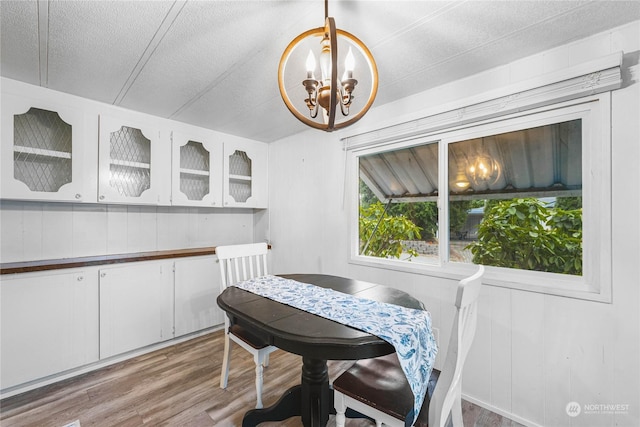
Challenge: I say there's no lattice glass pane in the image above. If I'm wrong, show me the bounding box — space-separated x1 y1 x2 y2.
109 126 151 197
229 150 252 203
229 150 251 176
13 107 72 192
180 141 210 201
110 126 151 163
181 140 209 170
229 180 252 203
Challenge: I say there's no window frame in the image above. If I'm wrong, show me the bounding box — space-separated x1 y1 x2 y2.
349 93 612 303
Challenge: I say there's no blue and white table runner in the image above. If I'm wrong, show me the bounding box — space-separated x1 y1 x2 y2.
233 275 438 426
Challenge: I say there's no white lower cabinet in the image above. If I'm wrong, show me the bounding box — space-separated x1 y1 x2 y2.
0 269 99 390
99 261 174 359
174 256 224 337
0 254 222 394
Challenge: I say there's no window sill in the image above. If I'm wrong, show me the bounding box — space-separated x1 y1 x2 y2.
349 255 612 303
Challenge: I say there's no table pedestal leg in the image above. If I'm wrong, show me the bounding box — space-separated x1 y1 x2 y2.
242 385 301 426
241 357 332 427
301 358 332 427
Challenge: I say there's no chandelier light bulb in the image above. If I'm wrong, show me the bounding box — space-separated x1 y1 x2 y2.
306 50 316 79
343 46 355 80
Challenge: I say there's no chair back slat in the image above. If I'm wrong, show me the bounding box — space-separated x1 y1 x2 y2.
429 265 484 427
216 242 269 291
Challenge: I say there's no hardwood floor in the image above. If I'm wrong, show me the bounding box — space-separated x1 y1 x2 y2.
0 330 522 427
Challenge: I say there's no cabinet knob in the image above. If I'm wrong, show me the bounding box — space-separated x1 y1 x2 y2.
99 195 105 200
77 276 83 281
75 193 82 199
100 272 106 278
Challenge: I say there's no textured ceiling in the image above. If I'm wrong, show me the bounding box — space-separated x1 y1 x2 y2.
1 1 639 143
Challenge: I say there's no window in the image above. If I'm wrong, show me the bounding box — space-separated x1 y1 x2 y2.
350 95 611 302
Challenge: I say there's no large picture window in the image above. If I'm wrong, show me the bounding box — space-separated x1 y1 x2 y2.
447 119 582 275
350 96 611 301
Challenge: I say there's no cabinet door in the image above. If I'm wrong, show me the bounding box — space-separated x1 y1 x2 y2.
171 131 223 207
1 93 95 202
174 256 224 337
99 261 174 359
98 114 170 205
0 270 99 390
222 140 268 208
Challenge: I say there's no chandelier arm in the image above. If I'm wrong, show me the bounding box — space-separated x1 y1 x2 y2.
310 101 319 118
339 89 350 116
340 88 353 107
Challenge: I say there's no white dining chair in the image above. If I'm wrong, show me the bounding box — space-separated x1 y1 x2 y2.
216 242 278 409
333 265 485 427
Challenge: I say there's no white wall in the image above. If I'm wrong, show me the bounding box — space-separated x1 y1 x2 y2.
268 21 640 427
0 201 257 263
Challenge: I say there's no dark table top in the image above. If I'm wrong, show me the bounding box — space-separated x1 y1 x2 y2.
217 273 425 361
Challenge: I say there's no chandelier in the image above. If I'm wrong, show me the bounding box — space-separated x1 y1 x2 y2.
278 0 378 131
467 138 502 189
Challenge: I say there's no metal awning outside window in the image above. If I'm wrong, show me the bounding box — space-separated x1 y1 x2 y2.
359 119 582 202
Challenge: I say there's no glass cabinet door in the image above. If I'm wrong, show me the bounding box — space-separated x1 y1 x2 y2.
1 94 93 202
171 131 222 207
98 114 169 205
222 140 268 208
228 150 253 203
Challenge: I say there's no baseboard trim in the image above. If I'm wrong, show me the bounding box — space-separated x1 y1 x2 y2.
462 393 543 427
0 326 222 400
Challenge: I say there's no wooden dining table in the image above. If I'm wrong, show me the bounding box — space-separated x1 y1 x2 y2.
216 273 425 427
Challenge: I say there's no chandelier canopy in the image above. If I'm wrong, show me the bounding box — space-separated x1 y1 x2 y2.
278 0 378 132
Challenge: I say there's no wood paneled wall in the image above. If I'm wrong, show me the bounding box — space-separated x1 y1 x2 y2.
267 21 640 427
0 201 256 263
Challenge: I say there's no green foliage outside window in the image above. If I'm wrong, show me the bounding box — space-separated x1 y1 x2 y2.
388 202 438 241
359 201 422 259
467 198 582 275
359 180 438 241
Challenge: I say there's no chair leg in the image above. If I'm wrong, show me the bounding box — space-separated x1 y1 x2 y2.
254 353 265 409
451 392 463 427
334 392 346 427
219 334 232 389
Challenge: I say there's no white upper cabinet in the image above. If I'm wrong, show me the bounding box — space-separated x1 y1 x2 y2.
1 92 96 202
98 113 170 205
2 79 267 209
223 140 268 208
171 130 223 207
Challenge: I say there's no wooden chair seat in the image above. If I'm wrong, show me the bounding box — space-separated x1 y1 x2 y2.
333 352 440 426
229 324 272 349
